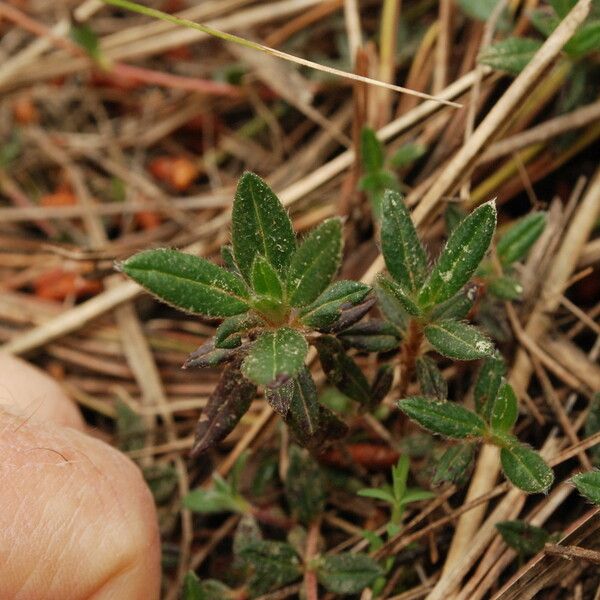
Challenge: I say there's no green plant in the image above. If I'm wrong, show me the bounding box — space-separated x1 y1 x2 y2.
398 368 554 493
359 126 427 220
571 470 600 505
376 189 497 398
119 172 377 455
495 520 551 557
358 456 435 596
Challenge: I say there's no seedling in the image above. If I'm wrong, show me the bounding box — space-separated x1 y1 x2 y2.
360 126 427 220
119 172 378 455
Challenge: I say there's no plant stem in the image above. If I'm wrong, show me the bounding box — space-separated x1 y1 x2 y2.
544 544 600 565
304 518 321 600
398 319 423 397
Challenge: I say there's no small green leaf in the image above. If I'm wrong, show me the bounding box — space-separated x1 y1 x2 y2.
490 380 518 434
357 487 397 504
374 279 408 330
242 328 308 386
239 540 302 595
444 203 466 234
551 0 576 18
376 276 421 317
425 320 494 360
381 190 428 294
287 368 321 439
530 10 560 38
418 201 496 309
215 314 264 349
432 443 476 486
416 356 448 400
398 397 486 439
116 400 145 452
389 142 427 169
120 249 249 317
392 455 410 501
338 320 400 352
285 445 326 524
315 336 372 405
430 287 476 321
500 442 554 493
316 553 384 594
360 170 399 221
400 487 435 506
182 572 232 600
565 20 600 57
497 212 546 266
474 355 506 419
361 127 384 173
457 0 501 21
287 218 343 307
232 172 296 280
70 24 104 64
183 340 236 369
496 520 550 555
191 359 256 457
233 514 262 556
181 571 202 600
488 275 523 300
299 280 371 330
478 38 543 75
571 471 600 505
220 244 238 272
143 464 178 504
251 255 284 300
184 473 248 514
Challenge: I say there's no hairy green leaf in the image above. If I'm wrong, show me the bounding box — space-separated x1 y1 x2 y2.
287 368 320 439
376 276 421 317
398 397 486 439
478 38 543 75
418 201 496 308
316 553 384 594
338 320 401 352
496 520 549 555
474 355 507 419
183 340 237 369
287 218 343 307
285 445 326 524
500 442 554 493
120 248 250 317
374 277 409 330
191 359 256 457
490 380 518 434
181 572 233 600
215 314 264 349
315 336 372 405
416 356 448 400
251 255 284 300
242 328 308 386
497 212 546 266
370 364 394 406
430 286 477 321
425 319 494 360
239 540 302 595
232 172 295 280
381 191 428 293
299 280 371 330
571 471 600 505
432 443 476 486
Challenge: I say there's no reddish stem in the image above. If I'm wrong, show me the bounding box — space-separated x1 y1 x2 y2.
398 319 423 398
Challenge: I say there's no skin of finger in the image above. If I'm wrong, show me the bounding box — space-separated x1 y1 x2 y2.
0 411 161 600
0 353 84 430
